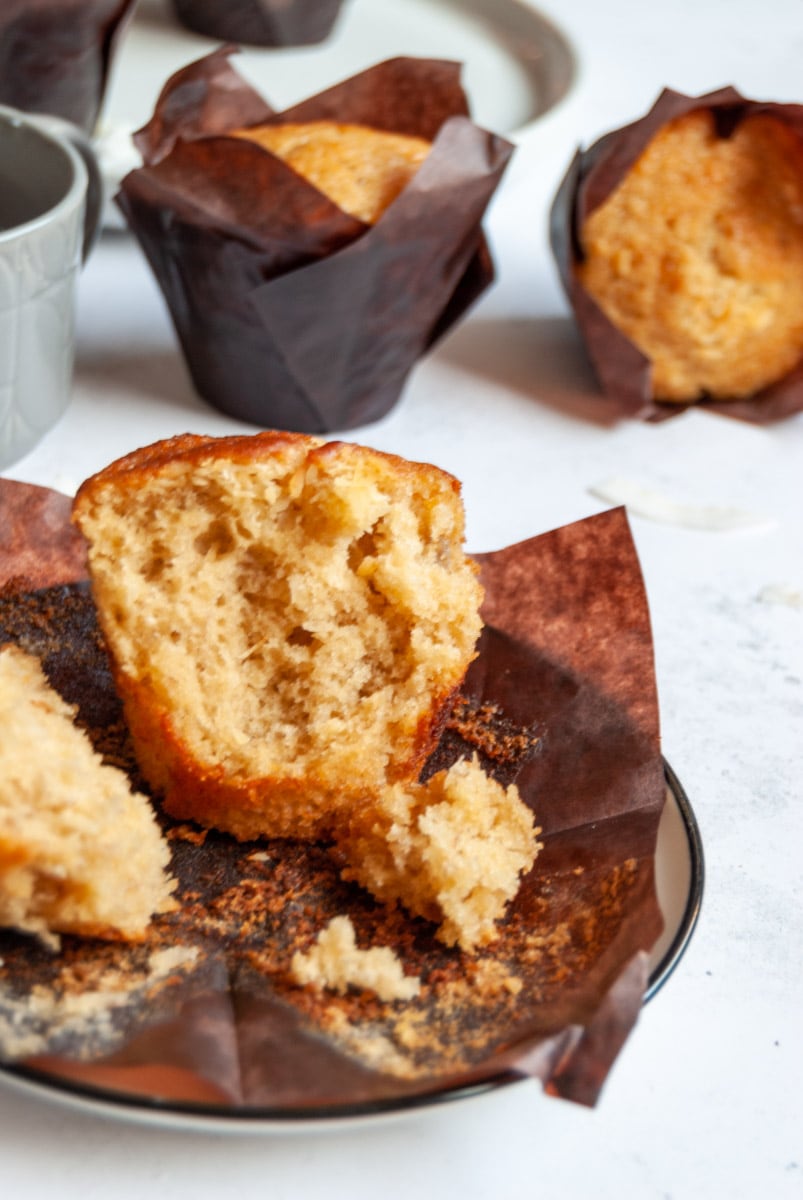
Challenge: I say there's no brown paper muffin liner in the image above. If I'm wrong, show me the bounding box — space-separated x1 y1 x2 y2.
170 0 346 47
117 49 514 432
550 87 803 424
0 0 137 134
0 475 666 1114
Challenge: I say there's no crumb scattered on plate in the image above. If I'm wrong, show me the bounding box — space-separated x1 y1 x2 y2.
291 916 421 1003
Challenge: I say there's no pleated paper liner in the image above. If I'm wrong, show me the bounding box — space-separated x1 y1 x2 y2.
0 0 137 133
117 49 514 432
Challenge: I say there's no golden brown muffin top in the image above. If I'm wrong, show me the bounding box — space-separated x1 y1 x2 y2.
578 109 803 402
230 120 431 224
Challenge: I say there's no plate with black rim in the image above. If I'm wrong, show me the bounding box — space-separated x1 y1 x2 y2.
0 760 703 1133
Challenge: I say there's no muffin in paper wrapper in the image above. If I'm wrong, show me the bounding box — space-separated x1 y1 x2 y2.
169 0 346 47
0 0 137 134
0 469 668 1114
550 87 803 424
116 49 514 432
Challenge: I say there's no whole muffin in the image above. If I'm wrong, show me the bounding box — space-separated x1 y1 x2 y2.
551 87 803 420
117 50 513 432
578 108 803 403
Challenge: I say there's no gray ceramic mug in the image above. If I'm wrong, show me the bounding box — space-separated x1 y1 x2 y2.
0 105 101 470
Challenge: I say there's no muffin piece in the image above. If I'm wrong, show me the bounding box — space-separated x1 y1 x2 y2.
231 121 431 225
119 51 512 433
72 432 484 842
291 915 421 1002
577 108 803 402
334 756 541 952
0 645 175 946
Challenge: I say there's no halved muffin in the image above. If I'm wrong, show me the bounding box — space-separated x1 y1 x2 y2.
72 432 484 841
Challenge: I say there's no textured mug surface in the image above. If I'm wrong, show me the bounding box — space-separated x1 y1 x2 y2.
0 106 89 470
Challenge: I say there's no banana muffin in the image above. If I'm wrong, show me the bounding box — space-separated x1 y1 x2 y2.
72 432 484 841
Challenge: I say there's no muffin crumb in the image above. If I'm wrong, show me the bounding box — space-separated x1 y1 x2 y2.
335 755 542 952
291 916 421 1002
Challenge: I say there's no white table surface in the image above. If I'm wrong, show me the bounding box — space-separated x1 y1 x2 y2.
2 0 802 1196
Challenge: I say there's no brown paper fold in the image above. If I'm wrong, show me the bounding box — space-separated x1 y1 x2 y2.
117 50 513 432
169 0 346 47
0 476 665 1114
25 986 241 1106
0 0 137 133
0 480 87 592
550 86 803 423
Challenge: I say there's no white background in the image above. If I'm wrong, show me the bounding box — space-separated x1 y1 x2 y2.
2 0 802 1196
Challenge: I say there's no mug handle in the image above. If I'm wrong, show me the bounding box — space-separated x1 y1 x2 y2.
23 113 103 261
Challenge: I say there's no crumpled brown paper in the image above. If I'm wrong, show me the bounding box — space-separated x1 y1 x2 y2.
0 481 86 592
0 0 137 133
169 0 346 46
550 86 803 424
117 49 514 432
0 475 666 1117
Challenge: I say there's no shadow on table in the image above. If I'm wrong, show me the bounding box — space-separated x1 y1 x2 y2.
75 347 206 417
437 315 622 428
75 316 623 431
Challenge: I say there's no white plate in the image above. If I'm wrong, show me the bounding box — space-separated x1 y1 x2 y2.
94 0 576 221
0 761 703 1133
103 0 575 137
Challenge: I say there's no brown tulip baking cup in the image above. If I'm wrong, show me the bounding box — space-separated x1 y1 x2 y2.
0 473 666 1112
117 49 514 432
170 0 346 46
550 87 803 424
0 0 137 134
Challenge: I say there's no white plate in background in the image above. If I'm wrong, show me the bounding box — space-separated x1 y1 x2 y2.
105 0 575 136
96 0 576 222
